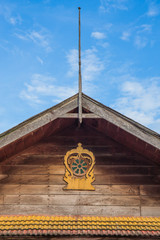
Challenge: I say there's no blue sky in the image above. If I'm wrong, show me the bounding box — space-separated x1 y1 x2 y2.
0 0 160 133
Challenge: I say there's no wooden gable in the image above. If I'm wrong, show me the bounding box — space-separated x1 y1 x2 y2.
0 93 160 238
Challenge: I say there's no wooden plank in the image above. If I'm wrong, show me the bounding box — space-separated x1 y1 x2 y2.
0 184 20 194
4 195 19 204
49 165 65 174
20 195 48 205
0 175 20 184
140 185 160 196
21 175 48 184
0 165 48 175
49 185 111 195
49 195 140 206
141 196 160 206
20 185 48 195
0 195 3 204
0 166 22 175
7 154 152 166
17 174 158 185
141 207 160 216
94 166 151 175
111 185 139 195
60 113 100 118
0 205 78 215
49 195 79 205
77 205 140 216
27 144 125 155
49 165 154 175
21 165 48 175
0 204 140 216
0 205 50 215
49 185 139 196
95 175 160 185
49 175 64 185
1 174 158 186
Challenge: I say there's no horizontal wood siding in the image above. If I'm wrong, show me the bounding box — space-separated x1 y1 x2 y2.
0 124 159 216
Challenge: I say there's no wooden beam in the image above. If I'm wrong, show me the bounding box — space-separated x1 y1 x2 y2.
60 113 101 118
82 95 160 150
0 97 78 149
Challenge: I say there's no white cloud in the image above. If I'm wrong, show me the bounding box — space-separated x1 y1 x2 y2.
120 31 131 41
66 48 104 95
100 0 129 12
134 35 148 49
0 4 22 25
20 74 77 106
15 30 51 52
37 56 44 65
91 32 106 39
67 48 104 81
139 24 152 33
147 2 159 17
112 79 160 132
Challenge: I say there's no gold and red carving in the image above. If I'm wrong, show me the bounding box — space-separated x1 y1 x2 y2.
63 143 95 190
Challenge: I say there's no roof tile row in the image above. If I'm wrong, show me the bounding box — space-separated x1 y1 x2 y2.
0 216 159 237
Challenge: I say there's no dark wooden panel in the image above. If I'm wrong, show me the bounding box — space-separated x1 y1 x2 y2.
0 175 20 184
0 174 158 187
0 184 20 194
6 154 153 166
141 196 160 206
24 143 132 155
0 165 48 175
94 165 152 175
96 175 160 185
49 165 155 175
140 185 160 196
0 166 22 175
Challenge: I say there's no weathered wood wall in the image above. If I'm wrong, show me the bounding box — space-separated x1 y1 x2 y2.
0 123 160 216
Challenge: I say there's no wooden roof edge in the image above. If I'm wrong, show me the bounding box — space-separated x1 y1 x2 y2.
82 93 160 150
0 93 78 148
82 93 160 138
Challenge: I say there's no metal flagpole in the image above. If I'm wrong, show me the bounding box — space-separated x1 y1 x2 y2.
78 7 82 126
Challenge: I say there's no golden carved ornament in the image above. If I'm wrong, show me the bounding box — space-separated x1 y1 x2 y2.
63 143 95 190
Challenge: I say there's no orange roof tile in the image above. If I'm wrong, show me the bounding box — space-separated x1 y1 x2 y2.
0 216 160 237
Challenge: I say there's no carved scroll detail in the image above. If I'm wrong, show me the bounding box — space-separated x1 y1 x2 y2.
63 143 95 190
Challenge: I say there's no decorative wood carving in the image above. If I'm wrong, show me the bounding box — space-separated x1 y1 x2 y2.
63 143 95 190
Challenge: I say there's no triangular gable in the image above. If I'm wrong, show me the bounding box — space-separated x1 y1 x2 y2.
0 93 160 164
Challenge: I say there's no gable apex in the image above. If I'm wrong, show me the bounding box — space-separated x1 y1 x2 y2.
0 93 160 164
